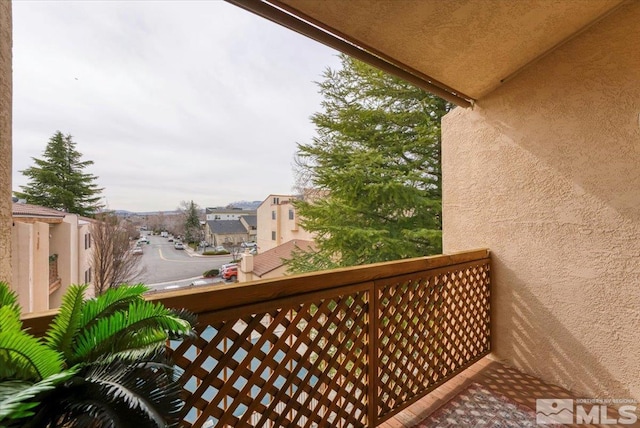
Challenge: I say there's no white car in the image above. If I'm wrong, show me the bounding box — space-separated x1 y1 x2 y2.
132 246 143 255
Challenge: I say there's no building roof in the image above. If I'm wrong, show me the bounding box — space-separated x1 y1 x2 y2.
206 207 256 215
257 194 301 210
252 239 315 277
240 215 257 228
12 203 67 219
206 219 248 235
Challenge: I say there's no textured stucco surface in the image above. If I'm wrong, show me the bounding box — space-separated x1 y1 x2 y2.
12 222 49 313
443 2 640 401
279 0 623 98
0 3 11 284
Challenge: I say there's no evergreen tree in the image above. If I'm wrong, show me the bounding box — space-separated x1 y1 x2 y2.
183 200 201 244
288 55 451 273
15 131 103 216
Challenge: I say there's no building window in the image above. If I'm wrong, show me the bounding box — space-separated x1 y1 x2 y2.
272 210 276 220
271 231 276 240
273 197 279 204
84 233 91 249
289 209 294 220
84 267 92 284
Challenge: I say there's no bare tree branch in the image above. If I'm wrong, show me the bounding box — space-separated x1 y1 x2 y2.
91 212 146 295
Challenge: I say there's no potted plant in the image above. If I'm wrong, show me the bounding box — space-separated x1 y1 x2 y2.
0 282 195 427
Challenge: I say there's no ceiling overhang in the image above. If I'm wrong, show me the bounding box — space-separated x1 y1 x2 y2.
226 0 626 106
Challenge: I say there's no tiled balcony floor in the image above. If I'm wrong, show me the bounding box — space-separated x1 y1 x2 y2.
380 355 640 428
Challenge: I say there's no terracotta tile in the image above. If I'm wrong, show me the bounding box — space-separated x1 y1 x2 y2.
379 355 635 428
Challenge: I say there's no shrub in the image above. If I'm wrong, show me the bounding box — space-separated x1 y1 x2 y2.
202 269 220 278
202 250 229 256
0 282 195 427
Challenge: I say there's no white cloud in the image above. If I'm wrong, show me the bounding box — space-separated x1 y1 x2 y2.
12 0 340 212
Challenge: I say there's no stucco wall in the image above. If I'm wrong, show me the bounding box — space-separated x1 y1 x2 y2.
443 2 640 401
12 221 50 313
12 222 31 311
0 2 11 284
257 195 315 253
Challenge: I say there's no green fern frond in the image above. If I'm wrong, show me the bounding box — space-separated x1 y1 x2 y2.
167 308 198 338
0 306 23 334
125 300 192 337
107 327 168 363
79 284 148 331
0 282 20 319
71 301 190 365
0 282 18 307
44 285 86 362
32 360 182 427
0 331 64 381
0 369 78 423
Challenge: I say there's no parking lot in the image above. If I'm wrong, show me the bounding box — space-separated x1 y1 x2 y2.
134 235 233 290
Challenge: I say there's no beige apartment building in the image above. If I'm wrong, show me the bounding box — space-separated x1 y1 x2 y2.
11 203 93 313
256 194 314 253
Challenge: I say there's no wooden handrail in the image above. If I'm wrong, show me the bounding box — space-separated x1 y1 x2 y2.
21 249 488 336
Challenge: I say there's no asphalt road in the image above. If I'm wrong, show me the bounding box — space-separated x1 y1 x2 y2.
134 235 233 290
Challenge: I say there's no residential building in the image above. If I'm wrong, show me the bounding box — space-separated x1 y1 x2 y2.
239 239 314 282
239 215 257 242
205 207 255 221
256 194 315 252
204 216 255 247
11 202 93 313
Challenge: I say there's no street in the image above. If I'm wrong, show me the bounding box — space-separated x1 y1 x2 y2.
134 235 233 291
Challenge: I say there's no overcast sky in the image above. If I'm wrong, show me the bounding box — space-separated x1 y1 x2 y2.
12 1 340 212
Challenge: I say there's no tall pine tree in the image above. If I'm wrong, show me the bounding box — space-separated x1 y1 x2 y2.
182 200 201 244
288 55 450 273
15 131 103 216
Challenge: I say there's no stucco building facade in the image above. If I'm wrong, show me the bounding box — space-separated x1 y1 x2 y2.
12 203 93 313
256 194 315 253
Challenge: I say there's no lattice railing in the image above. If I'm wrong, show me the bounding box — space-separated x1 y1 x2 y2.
21 249 491 427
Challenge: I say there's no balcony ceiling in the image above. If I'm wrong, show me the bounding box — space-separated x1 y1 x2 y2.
242 0 625 104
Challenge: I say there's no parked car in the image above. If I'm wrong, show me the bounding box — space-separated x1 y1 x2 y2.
220 262 237 273
138 236 150 245
240 241 257 249
174 242 185 250
222 266 238 282
132 246 143 255
168 237 174 242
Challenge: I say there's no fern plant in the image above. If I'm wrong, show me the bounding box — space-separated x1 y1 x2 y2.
0 282 195 427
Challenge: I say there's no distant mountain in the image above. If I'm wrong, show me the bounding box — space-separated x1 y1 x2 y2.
114 209 184 217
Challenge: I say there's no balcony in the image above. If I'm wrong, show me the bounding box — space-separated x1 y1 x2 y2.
22 248 627 426
30 248 492 427
48 254 61 294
